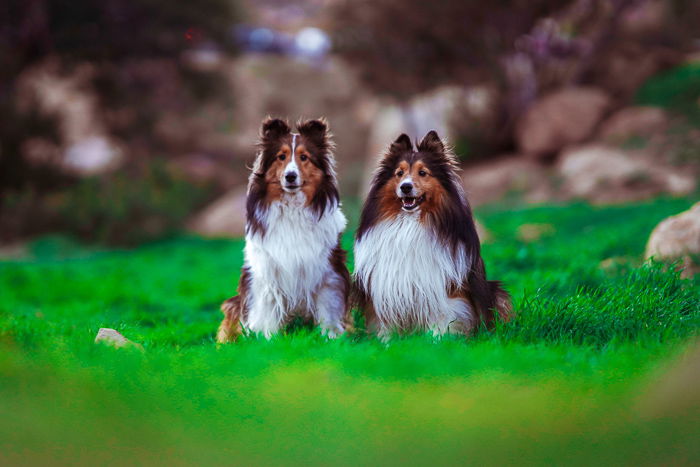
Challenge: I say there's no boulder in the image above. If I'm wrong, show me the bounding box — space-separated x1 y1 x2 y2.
0 242 28 260
598 106 669 143
188 185 247 238
94 328 144 350
516 87 611 157
557 145 695 204
645 202 700 278
462 156 549 206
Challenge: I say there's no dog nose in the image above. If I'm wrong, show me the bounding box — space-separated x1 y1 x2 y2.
400 183 413 194
285 172 297 183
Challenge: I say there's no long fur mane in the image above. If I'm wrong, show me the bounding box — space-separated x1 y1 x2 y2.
355 130 510 329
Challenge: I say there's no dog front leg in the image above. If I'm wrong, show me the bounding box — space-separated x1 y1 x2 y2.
430 297 476 337
245 285 285 339
315 277 347 338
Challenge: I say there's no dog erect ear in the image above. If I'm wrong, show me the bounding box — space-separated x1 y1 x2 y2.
391 133 413 153
261 117 291 140
417 130 445 153
297 118 328 146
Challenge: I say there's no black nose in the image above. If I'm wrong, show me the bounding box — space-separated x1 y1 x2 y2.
285 172 297 183
400 183 413 194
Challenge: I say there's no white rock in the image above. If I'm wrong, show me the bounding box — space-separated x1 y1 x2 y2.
557 144 695 203
94 328 144 350
645 202 700 278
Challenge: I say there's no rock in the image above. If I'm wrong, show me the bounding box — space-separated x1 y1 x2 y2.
516 223 555 243
599 256 637 275
0 242 29 260
94 328 144 350
557 145 696 204
16 60 123 175
598 106 669 143
462 156 549 206
63 136 122 175
645 202 700 278
516 87 611 157
188 185 247 238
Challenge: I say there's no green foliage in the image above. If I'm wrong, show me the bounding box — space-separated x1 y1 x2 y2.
0 198 699 464
54 161 216 245
636 63 700 125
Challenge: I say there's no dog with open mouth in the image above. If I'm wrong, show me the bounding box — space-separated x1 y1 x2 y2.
216 117 350 342
353 130 511 338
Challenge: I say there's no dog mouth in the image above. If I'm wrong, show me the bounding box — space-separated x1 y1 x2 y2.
400 194 425 211
282 183 303 192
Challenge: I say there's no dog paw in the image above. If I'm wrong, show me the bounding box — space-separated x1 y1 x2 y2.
321 326 344 339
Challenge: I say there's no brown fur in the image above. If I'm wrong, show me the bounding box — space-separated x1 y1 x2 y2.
217 117 349 342
356 130 513 335
263 141 325 205
329 240 354 331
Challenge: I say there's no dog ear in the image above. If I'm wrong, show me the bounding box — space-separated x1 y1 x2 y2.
261 117 291 141
390 133 413 153
417 130 445 153
297 118 328 146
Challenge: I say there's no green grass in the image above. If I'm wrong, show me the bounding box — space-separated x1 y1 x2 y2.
636 62 700 125
1 197 699 466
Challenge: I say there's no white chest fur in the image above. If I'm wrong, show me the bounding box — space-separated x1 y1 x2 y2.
245 193 346 309
354 213 471 328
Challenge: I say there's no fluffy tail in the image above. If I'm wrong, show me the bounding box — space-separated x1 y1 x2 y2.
489 281 513 322
216 296 242 343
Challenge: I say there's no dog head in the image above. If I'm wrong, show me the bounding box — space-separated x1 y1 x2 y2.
357 130 480 250
247 117 339 232
370 130 462 216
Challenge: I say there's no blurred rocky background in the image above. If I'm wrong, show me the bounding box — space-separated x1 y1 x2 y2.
1 0 699 246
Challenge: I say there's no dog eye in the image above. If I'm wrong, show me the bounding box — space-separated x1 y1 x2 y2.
278 154 286 161
397 170 404 177
300 154 308 161
418 170 427 177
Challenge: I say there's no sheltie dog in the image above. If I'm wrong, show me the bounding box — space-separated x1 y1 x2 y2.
354 130 511 338
216 117 350 342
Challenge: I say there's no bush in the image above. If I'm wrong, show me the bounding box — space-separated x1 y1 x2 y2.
636 63 700 125
53 161 216 246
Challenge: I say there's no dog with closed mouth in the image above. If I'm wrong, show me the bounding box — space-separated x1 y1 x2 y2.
353 130 511 338
216 117 350 342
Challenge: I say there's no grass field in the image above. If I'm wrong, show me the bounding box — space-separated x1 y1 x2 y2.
1 197 699 466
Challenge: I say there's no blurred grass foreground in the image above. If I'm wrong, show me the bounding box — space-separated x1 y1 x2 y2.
1 198 700 465
1 0 700 465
